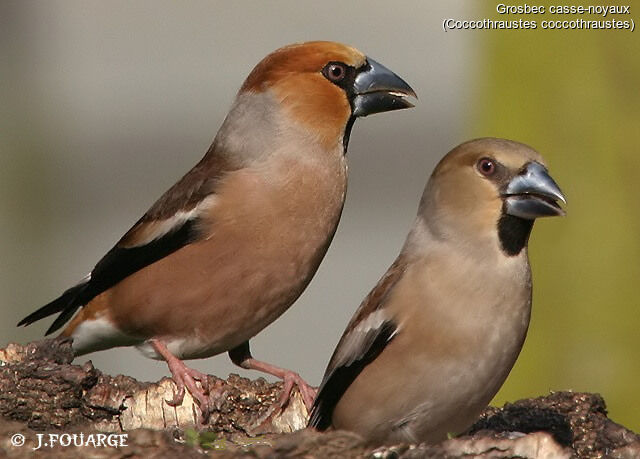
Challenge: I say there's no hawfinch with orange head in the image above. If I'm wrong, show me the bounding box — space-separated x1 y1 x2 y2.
309 138 566 444
18 41 416 421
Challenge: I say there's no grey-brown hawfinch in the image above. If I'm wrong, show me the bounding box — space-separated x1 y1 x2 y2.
309 138 566 444
18 41 416 421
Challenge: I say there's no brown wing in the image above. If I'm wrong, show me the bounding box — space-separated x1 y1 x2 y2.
18 149 239 334
309 254 407 430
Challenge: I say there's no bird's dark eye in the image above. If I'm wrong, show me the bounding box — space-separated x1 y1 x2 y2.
323 62 347 83
477 158 496 176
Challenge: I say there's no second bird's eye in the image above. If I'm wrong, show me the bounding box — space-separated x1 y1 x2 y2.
477 158 496 176
324 63 347 83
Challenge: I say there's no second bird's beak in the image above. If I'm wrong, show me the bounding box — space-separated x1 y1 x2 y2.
352 57 417 117
503 162 567 219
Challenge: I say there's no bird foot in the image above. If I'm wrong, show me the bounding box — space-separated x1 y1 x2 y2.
279 370 317 411
232 352 317 412
165 359 215 423
150 339 224 424
246 374 316 435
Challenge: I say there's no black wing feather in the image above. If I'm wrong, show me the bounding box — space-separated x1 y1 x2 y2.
18 218 200 334
88 218 198 299
308 320 397 430
18 147 234 335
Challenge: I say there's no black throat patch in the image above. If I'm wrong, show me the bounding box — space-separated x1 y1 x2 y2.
342 115 356 152
498 211 534 256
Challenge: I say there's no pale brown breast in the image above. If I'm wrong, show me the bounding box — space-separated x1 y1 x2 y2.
332 242 532 443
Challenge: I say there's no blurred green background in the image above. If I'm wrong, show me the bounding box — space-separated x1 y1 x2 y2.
1 1 638 432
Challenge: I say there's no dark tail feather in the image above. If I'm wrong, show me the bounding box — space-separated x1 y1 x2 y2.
308 400 332 431
45 304 83 335
17 281 89 335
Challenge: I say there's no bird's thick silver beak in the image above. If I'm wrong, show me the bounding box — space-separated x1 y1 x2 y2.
352 57 417 117
503 162 566 219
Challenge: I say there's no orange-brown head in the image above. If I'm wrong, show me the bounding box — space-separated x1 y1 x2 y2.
234 41 416 151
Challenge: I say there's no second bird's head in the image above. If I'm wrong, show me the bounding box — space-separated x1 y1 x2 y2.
214 41 416 154
419 138 566 256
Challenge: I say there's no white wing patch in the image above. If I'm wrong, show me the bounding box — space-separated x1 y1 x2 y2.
331 309 398 372
124 195 218 248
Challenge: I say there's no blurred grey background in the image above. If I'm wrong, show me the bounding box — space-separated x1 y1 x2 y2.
1 1 474 385
5 1 638 431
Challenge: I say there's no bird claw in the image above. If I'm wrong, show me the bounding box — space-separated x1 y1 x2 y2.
164 361 214 423
279 371 317 411
245 371 317 434
165 384 186 407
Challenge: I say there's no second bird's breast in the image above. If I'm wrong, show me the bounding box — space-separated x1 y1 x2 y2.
395 255 533 441
334 252 532 443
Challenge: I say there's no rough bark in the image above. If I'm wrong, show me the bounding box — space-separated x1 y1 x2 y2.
0 339 638 458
